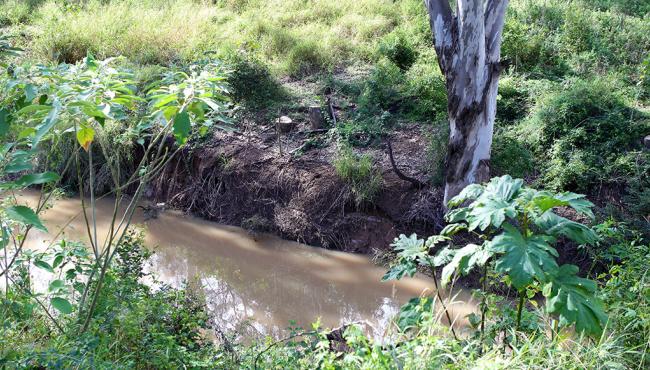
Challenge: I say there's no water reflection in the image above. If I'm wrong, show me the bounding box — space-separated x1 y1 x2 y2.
17 191 477 340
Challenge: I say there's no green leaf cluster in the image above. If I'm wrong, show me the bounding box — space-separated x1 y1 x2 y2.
386 175 607 337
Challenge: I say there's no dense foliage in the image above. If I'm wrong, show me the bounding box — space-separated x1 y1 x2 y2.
1 0 649 368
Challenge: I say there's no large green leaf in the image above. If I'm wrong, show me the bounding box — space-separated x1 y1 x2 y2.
50 297 73 314
534 212 598 245
33 100 61 146
431 247 455 267
532 191 595 219
382 260 417 281
440 243 491 287
439 223 467 237
13 172 60 188
396 297 433 331
531 192 568 213
447 183 484 208
382 234 427 281
34 260 54 273
445 207 469 223
0 108 9 136
173 110 191 144
544 264 607 337
481 175 523 202
555 192 595 219
5 205 47 231
467 198 517 231
392 234 426 260
490 224 558 290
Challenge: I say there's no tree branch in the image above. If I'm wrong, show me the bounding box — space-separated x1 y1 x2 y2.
485 0 509 62
424 0 454 53
385 139 427 189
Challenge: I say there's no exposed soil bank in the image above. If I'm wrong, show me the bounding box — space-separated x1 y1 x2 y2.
148 124 444 253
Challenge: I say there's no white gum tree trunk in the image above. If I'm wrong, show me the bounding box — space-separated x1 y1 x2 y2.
424 0 509 204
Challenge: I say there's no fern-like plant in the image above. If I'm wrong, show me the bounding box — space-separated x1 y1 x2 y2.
384 175 607 338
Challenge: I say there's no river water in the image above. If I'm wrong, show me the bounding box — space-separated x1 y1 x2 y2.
15 191 475 340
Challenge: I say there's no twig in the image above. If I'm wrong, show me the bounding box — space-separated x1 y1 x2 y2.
385 138 427 189
425 256 458 340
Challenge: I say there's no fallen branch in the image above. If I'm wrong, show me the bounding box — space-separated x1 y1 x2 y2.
385 138 427 189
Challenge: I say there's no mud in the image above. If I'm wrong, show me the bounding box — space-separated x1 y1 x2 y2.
148 123 444 253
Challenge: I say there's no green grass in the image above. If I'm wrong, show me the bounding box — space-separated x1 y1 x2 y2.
7 0 403 75
333 146 382 207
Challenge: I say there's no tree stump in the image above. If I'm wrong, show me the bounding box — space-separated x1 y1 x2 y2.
277 116 293 133
308 106 324 130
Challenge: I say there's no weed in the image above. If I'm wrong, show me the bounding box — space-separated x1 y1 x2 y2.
378 30 417 71
526 78 649 192
491 132 535 179
226 52 287 111
333 146 382 207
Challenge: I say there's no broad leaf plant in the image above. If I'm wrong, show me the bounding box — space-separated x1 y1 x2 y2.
384 175 607 339
1 41 231 334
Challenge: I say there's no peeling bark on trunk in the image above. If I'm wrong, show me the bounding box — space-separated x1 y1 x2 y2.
424 0 508 204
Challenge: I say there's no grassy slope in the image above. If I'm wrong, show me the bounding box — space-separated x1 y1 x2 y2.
2 0 648 222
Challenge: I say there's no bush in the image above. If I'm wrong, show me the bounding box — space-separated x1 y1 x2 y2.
525 78 649 191
424 122 448 186
496 75 531 124
357 58 403 115
582 0 650 17
283 39 331 76
0 229 220 368
403 50 447 120
598 222 650 367
0 0 42 26
226 52 287 111
501 16 566 76
333 146 382 207
377 31 417 71
491 133 535 179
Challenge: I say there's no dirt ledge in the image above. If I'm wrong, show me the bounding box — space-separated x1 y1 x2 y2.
148 123 444 254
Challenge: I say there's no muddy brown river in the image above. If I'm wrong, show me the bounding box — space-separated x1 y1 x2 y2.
16 191 475 340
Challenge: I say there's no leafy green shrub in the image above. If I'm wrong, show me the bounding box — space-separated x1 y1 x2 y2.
424 123 448 186
505 0 649 77
0 0 35 26
226 52 287 111
491 133 535 179
357 58 402 116
597 221 650 367
283 39 331 76
333 146 382 207
496 76 531 124
501 16 566 76
385 176 606 337
377 31 417 71
582 0 650 17
0 33 21 60
0 229 219 368
526 78 649 191
336 115 389 147
403 51 447 120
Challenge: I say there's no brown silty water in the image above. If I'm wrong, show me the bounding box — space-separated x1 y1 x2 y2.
15 191 476 340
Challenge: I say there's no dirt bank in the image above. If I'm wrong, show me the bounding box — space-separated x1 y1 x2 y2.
147 122 444 253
